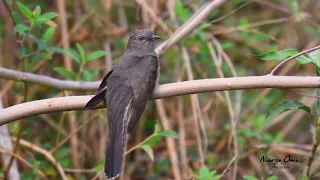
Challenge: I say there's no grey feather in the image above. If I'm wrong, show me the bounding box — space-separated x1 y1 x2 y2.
86 29 161 179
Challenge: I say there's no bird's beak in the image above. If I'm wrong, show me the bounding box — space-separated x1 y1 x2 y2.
151 35 162 40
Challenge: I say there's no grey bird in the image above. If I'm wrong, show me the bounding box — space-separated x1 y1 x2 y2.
85 29 161 179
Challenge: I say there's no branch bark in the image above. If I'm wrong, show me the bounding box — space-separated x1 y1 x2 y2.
1 75 320 125
0 67 99 91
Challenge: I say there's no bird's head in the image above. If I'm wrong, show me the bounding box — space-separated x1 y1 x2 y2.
126 29 161 52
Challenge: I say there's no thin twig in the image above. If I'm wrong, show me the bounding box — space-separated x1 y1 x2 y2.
210 0 254 24
269 45 320 75
213 17 289 35
156 99 182 180
0 148 47 178
181 47 206 167
303 117 320 178
217 155 237 180
11 138 68 180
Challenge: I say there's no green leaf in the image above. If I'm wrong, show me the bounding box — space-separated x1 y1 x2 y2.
33 6 41 18
141 144 154 161
12 12 23 24
199 23 211 31
143 134 161 147
87 51 106 62
76 43 86 63
158 130 179 138
255 48 316 66
265 101 311 123
240 17 249 27
308 49 320 68
14 24 30 34
267 176 278 180
194 168 217 180
94 158 105 172
43 27 55 42
64 48 81 64
295 55 314 65
82 69 99 81
51 47 80 62
317 88 320 117
19 45 26 58
154 122 162 134
36 12 58 23
16 2 33 20
175 0 191 23
243 176 259 180
255 49 299 61
54 67 77 80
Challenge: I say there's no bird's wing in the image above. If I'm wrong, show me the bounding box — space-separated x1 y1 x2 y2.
85 65 116 109
127 54 158 133
105 74 133 179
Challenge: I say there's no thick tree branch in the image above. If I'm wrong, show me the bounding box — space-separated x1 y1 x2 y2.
1 75 320 125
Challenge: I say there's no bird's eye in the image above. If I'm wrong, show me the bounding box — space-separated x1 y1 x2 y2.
138 36 144 41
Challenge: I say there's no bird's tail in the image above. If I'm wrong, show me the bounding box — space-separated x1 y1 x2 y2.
105 94 132 179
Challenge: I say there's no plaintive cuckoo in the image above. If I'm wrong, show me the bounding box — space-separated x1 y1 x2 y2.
85 29 161 179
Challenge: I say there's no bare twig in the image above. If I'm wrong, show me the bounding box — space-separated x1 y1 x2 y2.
12 138 68 180
135 0 170 33
213 17 289 35
0 148 46 178
209 37 238 180
181 47 206 167
217 155 237 180
303 117 320 178
57 0 72 70
210 0 253 24
155 99 181 180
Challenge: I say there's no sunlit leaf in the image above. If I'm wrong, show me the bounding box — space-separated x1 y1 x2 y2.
143 135 161 148
16 2 33 20
76 43 86 62
308 49 320 68
94 158 105 172
158 130 179 138
255 48 315 66
54 67 77 80
194 168 218 180
141 144 154 161
33 6 41 18
64 48 81 64
87 51 106 62
255 49 299 61
154 122 162 134
199 23 211 31
43 27 55 42
36 12 58 23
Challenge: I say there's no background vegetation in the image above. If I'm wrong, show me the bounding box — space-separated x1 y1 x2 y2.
1 0 320 179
